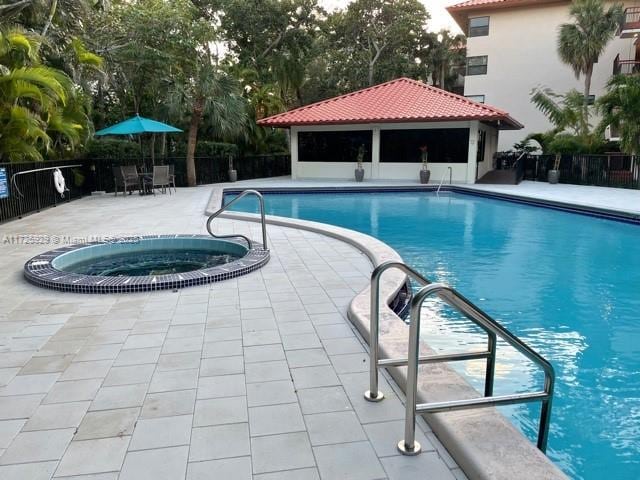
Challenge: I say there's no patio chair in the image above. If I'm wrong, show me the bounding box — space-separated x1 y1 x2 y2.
113 166 138 196
168 164 177 193
143 165 171 195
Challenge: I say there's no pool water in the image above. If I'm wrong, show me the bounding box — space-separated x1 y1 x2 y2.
65 249 240 276
227 190 640 480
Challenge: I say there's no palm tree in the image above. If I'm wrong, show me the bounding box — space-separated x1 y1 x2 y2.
598 75 640 154
530 87 586 136
421 30 466 91
170 64 248 187
558 0 624 134
0 27 87 161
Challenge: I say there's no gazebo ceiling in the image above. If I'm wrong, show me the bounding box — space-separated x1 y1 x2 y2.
257 77 523 130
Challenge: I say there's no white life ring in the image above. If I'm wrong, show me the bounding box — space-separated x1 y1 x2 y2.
53 168 66 197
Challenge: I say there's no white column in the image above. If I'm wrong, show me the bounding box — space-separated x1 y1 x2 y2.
466 121 479 184
290 127 299 180
371 126 381 180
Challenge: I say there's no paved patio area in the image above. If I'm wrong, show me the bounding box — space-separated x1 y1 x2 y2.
0 187 464 480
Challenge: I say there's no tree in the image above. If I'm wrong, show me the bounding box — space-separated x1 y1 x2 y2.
219 0 321 86
170 65 248 187
529 87 604 153
598 74 640 154
558 0 624 134
419 29 466 91
0 27 88 161
328 0 428 88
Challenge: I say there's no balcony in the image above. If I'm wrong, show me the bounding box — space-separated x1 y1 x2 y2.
619 7 640 38
613 54 640 75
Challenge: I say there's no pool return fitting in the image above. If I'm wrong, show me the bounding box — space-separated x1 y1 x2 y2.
366 260 555 456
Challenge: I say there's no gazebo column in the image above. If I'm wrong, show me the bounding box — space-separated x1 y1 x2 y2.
290 128 299 179
466 121 479 184
371 126 381 180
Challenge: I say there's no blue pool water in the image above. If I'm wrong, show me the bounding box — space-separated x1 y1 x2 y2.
226 190 640 480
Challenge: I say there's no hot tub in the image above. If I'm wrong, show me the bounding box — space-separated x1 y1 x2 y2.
24 235 269 293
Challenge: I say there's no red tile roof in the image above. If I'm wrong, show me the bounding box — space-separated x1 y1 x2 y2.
257 78 522 129
448 0 560 10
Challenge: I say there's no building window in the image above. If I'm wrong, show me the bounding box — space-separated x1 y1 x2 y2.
469 16 489 37
465 94 485 103
298 130 372 163
380 129 470 164
467 56 488 76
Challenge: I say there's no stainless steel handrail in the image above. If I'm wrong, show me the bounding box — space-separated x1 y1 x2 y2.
436 166 453 195
366 261 555 456
365 261 497 403
206 189 268 250
10 164 82 198
400 283 554 456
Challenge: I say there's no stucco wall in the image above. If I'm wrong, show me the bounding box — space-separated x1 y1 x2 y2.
463 1 637 150
291 121 498 184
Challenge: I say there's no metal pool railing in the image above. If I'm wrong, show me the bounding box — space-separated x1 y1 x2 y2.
206 189 268 250
366 260 555 455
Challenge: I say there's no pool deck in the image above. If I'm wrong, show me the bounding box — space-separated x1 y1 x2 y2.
0 188 466 480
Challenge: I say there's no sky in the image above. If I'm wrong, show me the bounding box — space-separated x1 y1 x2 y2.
318 0 462 33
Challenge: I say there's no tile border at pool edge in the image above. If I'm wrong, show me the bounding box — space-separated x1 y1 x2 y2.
223 184 640 224
208 186 568 480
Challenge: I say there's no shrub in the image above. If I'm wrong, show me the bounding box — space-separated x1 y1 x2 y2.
171 141 239 158
84 139 141 159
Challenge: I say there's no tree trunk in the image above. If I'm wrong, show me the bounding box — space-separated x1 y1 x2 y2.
185 96 204 187
150 133 156 166
42 0 58 37
583 66 593 137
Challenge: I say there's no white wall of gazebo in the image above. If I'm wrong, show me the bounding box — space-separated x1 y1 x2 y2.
289 120 500 184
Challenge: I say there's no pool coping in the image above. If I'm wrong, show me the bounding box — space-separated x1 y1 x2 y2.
23 234 270 294
207 186 568 480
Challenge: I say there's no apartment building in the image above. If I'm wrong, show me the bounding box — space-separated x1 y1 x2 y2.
447 0 640 150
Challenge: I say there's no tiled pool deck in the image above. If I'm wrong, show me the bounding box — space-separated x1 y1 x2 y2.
0 187 465 480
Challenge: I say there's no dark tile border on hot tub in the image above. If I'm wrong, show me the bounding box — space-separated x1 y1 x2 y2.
24 234 270 294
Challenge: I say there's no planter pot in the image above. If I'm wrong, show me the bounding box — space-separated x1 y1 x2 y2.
228 170 237 182
355 168 365 182
548 169 560 184
420 169 431 184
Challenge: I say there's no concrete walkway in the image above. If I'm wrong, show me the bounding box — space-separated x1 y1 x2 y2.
0 188 464 480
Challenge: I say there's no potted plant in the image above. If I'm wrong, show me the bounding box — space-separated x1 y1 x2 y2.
419 145 430 184
354 144 365 182
548 153 561 184
228 154 237 182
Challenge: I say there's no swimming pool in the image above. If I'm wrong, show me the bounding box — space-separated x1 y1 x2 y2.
226 189 640 480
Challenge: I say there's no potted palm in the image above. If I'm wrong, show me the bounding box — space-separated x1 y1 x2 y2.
354 144 365 182
419 145 430 184
228 154 237 182
548 153 561 184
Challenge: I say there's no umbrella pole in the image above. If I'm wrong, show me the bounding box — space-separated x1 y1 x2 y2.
138 135 145 171
151 133 156 166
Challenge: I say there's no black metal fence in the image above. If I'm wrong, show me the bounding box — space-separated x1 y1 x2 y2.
523 154 640 189
0 154 290 224
0 160 87 223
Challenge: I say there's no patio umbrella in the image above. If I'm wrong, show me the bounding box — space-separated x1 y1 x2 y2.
95 114 183 168
95 114 182 136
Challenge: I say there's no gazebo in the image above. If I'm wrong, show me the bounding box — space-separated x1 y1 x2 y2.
258 78 522 183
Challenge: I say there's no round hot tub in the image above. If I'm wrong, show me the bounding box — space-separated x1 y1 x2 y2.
24 235 269 293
